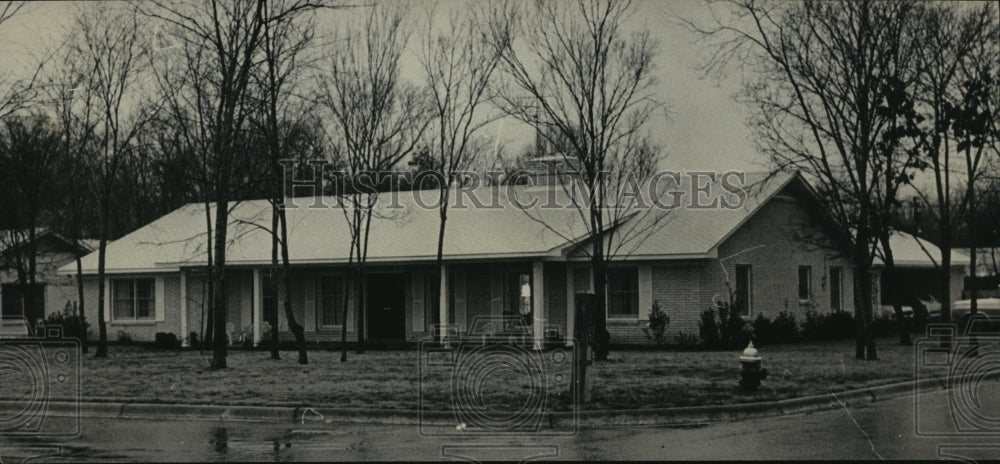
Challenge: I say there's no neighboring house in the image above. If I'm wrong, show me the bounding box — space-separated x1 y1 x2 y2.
56 171 857 346
954 247 1000 278
952 247 1000 299
1 229 94 336
873 231 969 317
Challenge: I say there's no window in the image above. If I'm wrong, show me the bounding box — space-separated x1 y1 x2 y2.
608 268 639 318
318 275 344 327
735 265 752 316
112 278 154 321
1 283 44 319
830 267 843 311
798 266 812 301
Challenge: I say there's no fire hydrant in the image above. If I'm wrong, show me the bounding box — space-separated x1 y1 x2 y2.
739 341 768 392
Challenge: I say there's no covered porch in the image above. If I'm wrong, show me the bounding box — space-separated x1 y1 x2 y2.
180 260 583 348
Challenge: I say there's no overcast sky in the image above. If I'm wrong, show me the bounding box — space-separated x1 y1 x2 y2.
0 1 764 173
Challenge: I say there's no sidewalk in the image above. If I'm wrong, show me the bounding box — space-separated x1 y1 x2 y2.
2 375 957 428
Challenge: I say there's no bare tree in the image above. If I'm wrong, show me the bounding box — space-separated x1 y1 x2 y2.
146 0 269 369
416 4 502 342
43 49 102 352
316 3 430 357
251 0 327 364
908 3 998 336
486 0 665 364
951 5 999 328
146 12 221 351
691 0 930 360
70 2 155 358
0 1 44 120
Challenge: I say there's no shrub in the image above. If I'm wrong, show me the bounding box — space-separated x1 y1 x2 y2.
751 312 798 345
40 302 90 341
752 313 774 345
154 332 180 349
826 310 855 339
718 300 751 348
699 308 720 346
801 310 855 340
643 301 670 345
800 311 826 340
772 311 799 343
699 299 751 349
675 331 699 346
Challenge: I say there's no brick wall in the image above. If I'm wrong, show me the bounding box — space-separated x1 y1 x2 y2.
79 274 185 343
650 261 705 341
708 194 855 326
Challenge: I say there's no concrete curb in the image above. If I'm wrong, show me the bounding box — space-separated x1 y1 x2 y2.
0 376 965 427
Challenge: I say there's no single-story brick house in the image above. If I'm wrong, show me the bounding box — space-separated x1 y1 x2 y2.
57 170 873 347
1 229 95 336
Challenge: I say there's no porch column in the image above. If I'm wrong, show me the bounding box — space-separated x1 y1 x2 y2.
252 269 262 345
533 261 545 350
180 270 189 347
566 265 574 346
439 263 449 343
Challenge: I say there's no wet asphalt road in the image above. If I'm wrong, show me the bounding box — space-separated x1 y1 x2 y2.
2 382 1000 462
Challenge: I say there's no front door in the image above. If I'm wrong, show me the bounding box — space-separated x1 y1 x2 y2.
366 274 406 341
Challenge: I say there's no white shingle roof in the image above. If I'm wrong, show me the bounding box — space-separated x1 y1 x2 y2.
875 231 969 269
63 171 800 274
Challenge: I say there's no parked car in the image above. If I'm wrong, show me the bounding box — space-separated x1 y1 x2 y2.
876 303 913 319
877 293 941 320
952 298 1000 321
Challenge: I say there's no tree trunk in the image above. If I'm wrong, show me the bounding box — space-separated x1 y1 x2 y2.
74 256 87 353
340 268 351 363
356 263 366 354
27 227 38 336
210 198 229 370
269 206 281 360
94 239 108 357
851 242 876 360
203 201 215 349
571 293 594 403
95 240 109 358
356 204 374 354
435 187 449 344
591 256 609 362
878 234 912 346
939 214 953 349
278 206 308 364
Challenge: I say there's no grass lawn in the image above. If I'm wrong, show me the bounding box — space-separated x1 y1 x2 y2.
53 336 922 411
